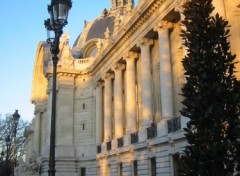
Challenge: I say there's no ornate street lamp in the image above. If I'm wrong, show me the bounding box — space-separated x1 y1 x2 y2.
12 110 20 169
44 1 72 176
5 135 10 176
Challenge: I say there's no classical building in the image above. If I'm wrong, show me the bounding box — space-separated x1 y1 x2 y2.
23 0 240 175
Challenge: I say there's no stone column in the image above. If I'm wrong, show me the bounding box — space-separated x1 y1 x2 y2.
33 111 41 155
175 0 188 57
113 63 125 138
96 81 104 144
212 0 226 18
137 38 154 127
123 51 138 133
230 9 240 79
154 21 174 118
103 73 114 141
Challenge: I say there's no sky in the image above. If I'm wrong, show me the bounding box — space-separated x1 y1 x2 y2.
0 0 111 122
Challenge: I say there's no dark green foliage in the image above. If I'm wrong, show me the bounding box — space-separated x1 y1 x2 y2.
180 0 240 175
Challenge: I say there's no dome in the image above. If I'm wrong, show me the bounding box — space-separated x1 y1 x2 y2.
72 13 115 58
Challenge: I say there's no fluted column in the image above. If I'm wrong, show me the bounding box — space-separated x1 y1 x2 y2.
123 51 138 133
103 73 114 141
96 81 104 144
113 63 125 138
137 38 154 127
154 21 174 118
175 0 188 57
212 0 226 18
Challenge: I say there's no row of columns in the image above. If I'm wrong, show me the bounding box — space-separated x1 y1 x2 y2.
95 20 175 143
96 0 227 143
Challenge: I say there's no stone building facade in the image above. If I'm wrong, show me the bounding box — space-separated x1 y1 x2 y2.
24 0 240 175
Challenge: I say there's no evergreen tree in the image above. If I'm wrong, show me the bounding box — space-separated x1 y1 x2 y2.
180 0 240 175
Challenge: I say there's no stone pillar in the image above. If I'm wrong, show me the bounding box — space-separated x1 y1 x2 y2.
230 9 240 79
123 51 138 133
55 80 75 157
33 112 40 155
96 81 104 144
137 38 154 127
103 73 114 141
212 0 226 18
113 63 125 138
175 0 188 57
154 21 174 118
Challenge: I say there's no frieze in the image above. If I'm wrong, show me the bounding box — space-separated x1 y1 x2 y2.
76 87 93 98
91 0 167 73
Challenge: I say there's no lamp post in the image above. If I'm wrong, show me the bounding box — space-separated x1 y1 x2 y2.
12 109 20 174
5 135 10 176
44 1 72 176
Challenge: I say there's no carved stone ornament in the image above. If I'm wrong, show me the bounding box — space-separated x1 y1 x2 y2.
14 152 40 176
154 20 173 33
175 0 189 13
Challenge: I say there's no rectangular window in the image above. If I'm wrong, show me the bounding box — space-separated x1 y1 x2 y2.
133 160 137 176
119 162 123 176
81 167 86 176
173 153 181 176
151 157 156 176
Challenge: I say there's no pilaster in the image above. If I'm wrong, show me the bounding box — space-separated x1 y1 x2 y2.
95 81 104 144
55 74 75 157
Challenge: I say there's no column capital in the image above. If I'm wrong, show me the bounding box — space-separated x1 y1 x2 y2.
103 72 114 81
95 80 104 88
123 51 138 61
113 63 126 71
137 38 154 48
174 0 188 13
34 106 46 114
154 20 173 33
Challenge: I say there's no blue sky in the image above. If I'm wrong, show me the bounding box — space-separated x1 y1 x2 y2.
0 0 110 121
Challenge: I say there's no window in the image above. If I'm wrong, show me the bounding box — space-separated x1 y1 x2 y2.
151 157 156 176
119 162 123 176
173 153 181 176
133 160 137 176
81 167 86 176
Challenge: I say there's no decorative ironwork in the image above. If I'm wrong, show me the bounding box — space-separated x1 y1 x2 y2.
97 145 101 154
117 137 124 148
147 127 157 139
131 132 138 144
106 141 112 151
167 117 181 133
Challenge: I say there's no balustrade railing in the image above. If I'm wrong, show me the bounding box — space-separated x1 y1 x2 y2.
97 145 101 154
106 141 112 151
167 117 181 133
131 132 138 144
147 126 157 139
117 137 124 148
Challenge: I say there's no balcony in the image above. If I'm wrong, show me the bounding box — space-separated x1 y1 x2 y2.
106 141 112 151
147 127 157 139
167 117 181 133
131 132 138 144
97 145 101 154
117 137 124 148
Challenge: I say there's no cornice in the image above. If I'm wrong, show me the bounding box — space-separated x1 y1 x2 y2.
90 0 167 75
